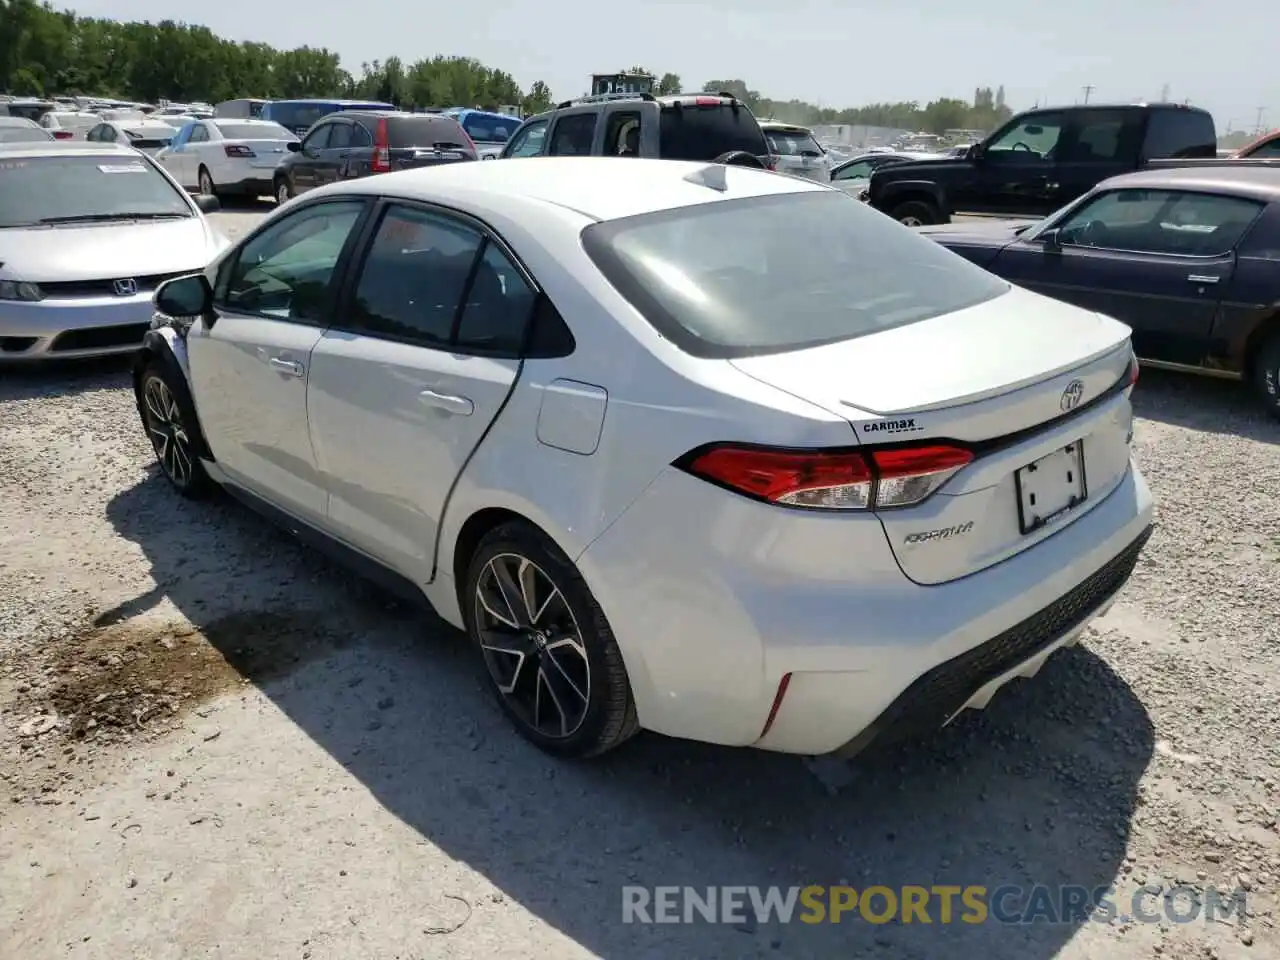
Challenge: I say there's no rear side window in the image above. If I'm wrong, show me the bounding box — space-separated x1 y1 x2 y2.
1241 138 1280 159
765 129 822 156
582 191 1009 358
1142 110 1217 159
658 104 767 161
548 113 598 156
386 116 472 153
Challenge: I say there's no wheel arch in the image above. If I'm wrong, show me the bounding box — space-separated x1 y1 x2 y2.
1242 308 1280 382
134 328 216 461
875 180 948 218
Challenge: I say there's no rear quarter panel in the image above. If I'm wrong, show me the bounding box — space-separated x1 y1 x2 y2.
1208 201 1280 369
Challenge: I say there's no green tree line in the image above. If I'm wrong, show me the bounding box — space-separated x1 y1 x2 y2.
1 1 1015 133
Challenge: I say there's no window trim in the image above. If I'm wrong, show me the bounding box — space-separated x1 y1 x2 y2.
331 196 565 359
211 197 374 327
1046 187 1267 259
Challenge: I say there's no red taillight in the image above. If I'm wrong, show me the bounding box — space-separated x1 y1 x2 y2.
681 443 973 510
223 144 255 158
1128 353 1140 386
372 118 391 173
52 130 74 140
458 127 479 157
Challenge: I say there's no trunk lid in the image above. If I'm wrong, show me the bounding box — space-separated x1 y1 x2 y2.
233 139 294 168
730 285 1137 584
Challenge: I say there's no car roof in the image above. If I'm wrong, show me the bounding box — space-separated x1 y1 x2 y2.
1236 129 1279 156
0 141 137 158
1100 165 1280 202
324 156 826 222
0 116 40 127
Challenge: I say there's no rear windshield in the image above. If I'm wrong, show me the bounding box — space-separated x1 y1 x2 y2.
765 129 822 156
386 116 473 151
581 190 1009 358
658 104 768 161
215 121 292 140
460 113 520 143
0 124 51 144
0 155 191 227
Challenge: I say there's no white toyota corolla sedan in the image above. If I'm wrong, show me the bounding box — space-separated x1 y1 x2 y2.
135 157 1154 760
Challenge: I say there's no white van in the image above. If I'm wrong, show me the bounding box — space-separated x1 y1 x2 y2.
215 99 268 119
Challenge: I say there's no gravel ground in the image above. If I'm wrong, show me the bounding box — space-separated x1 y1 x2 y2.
1 208 1277 958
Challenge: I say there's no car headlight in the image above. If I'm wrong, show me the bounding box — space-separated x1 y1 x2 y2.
0 280 44 302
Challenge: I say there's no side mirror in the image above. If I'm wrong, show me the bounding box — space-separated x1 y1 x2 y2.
286 140 301 152
154 274 212 320
969 143 986 162
194 193 221 214
1039 228 1062 249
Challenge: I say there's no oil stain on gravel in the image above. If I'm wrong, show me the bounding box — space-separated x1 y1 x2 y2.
20 610 342 743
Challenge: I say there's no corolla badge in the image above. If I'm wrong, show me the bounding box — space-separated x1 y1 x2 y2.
1060 379 1085 412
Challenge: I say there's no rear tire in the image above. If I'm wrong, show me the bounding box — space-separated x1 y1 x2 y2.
1250 333 1280 421
889 199 941 226
137 361 212 498
462 520 639 759
197 165 217 198
274 176 293 205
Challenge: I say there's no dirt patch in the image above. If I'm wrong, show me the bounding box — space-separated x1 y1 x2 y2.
4 610 343 759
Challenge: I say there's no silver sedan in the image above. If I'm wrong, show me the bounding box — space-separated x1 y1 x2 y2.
0 141 228 361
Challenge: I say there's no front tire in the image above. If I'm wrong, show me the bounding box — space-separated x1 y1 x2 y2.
197 165 217 198
463 521 639 759
889 199 941 226
138 361 211 498
1250 333 1280 421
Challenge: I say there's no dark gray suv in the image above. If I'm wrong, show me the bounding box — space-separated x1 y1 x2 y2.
273 110 477 204
498 93 771 166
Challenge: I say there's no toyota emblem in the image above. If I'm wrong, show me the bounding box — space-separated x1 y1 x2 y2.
112 278 138 297
1060 379 1085 412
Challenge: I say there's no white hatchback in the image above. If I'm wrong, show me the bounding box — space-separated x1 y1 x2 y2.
135 158 1153 759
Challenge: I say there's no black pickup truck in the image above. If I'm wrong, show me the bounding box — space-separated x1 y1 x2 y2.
867 103 1218 225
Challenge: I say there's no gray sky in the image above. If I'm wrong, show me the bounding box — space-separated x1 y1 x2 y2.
69 0 1277 133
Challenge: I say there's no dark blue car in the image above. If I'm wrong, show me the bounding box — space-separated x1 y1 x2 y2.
917 164 1280 418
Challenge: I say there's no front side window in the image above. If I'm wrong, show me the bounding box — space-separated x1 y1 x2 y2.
349 205 485 346
220 200 365 322
1056 189 1264 256
548 113 598 156
301 124 332 152
326 122 353 149
583 191 1008 358
505 119 549 158
0 154 193 227
833 159 877 181
1244 138 1280 159
986 112 1064 160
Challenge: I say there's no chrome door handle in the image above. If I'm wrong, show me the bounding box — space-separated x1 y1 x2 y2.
419 389 474 416
1187 274 1219 284
268 357 304 377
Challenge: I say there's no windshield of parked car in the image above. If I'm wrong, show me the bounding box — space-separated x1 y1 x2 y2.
459 113 520 143
0 155 192 227
765 129 823 156
582 190 1009 357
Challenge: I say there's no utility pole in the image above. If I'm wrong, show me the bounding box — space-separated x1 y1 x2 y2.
1081 85 1095 104
1255 107 1267 135
1160 83 1170 103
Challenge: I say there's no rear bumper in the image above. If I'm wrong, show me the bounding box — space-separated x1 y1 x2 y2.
0 296 154 360
577 458 1154 755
